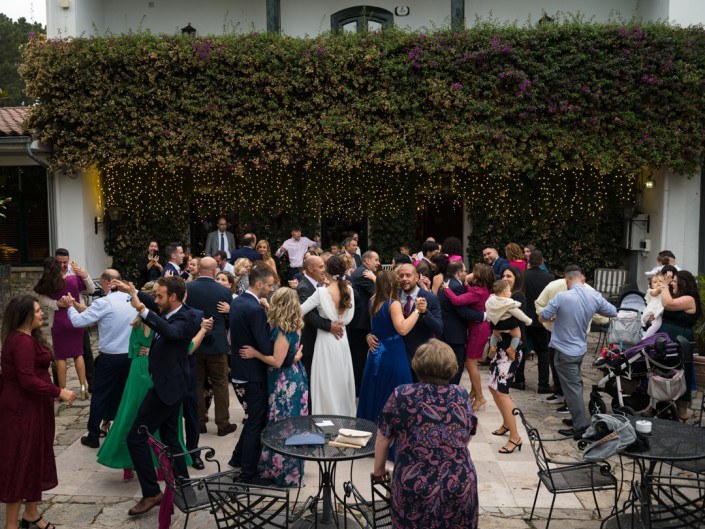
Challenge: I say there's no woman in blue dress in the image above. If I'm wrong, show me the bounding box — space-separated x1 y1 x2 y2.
239 287 308 487
357 270 418 426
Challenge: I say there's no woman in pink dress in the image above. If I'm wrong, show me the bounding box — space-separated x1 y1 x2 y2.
0 295 76 529
442 263 495 411
33 257 89 397
505 243 526 271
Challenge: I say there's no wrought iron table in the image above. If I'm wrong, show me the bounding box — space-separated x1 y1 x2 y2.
602 416 705 528
261 415 376 528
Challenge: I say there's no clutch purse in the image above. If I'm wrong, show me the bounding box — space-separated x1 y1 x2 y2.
334 428 373 447
285 432 326 446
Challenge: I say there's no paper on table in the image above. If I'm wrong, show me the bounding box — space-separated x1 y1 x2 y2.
315 420 334 427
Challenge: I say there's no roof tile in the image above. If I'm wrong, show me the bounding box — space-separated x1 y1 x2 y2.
0 107 31 136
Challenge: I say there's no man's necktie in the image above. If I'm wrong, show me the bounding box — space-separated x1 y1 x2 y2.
220 233 225 251
403 295 413 318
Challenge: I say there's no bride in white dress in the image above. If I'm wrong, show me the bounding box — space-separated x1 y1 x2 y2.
300 254 356 416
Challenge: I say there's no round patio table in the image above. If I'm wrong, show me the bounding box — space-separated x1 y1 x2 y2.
261 414 376 528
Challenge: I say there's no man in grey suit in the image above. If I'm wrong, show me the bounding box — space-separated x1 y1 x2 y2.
205 217 236 259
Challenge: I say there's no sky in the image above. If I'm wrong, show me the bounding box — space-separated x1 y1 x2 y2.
0 1 46 25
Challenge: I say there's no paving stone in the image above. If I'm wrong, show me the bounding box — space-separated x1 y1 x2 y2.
42 503 102 526
93 500 137 526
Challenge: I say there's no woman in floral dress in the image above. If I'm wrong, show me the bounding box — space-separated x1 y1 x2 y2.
374 339 478 529
239 287 308 487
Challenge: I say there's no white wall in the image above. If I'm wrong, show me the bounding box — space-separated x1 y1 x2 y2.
634 167 701 290
668 0 705 26
46 0 78 37
54 168 107 277
464 0 639 25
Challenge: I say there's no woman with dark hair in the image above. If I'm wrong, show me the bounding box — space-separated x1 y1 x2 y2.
0 295 76 529
300 254 356 415
357 270 416 426
374 339 478 528
442 263 495 411
441 236 463 262
489 266 528 453
659 269 702 422
33 257 89 397
501 265 529 390
523 243 550 273
430 253 450 295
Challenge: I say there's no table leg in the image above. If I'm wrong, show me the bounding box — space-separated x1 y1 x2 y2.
319 460 336 525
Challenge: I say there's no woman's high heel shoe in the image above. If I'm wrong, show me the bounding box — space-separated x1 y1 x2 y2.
21 516 56 529
492 425 510 436
80 384 89 400
473 397 487 412
498 439 522 454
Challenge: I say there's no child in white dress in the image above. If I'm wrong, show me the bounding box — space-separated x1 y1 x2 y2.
486 280 533 360
642 274 664 339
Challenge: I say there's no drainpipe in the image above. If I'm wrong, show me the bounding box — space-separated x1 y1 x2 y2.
24 140 57 254
660 171 670 254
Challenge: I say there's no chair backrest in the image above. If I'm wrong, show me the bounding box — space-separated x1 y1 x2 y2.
369 475 392 528
645 474 705 528
513 408 556 481
593 268 627 297
203 476 290 529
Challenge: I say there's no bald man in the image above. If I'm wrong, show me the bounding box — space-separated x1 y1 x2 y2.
186 256 237 467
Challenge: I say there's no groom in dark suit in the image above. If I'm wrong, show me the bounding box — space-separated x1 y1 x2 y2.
118 276 211 517
228 266 275 484
438 261 486 384
349 250 380 393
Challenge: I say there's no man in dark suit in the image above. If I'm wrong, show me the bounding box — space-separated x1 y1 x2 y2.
296 256 344 379
342 236 362 269
229 233 263 264
205 216 236 259
348 250 380 393
522 250 557 393
186 257 237 443
438 261 486 384
118 276 211 517
483 245 510 280
162 242 189 279
228 266 275 485
415 240 440 278
367 263 443 380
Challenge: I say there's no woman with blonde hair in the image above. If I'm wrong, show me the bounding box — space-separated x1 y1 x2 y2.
232 258 252 295
357 270 415 428
255 240 280 285
239 287 308 486
505 243 526 271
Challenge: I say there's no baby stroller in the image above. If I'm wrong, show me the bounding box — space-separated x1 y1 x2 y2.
589 334 692 421
604 290 646 347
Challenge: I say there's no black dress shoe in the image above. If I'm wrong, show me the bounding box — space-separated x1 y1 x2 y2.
239 475 275 486
192 457 205 470
511 381 526 390
557 427 587 440
199 425 207 434
81 436 99 448
562 418 573 427
218 423 238 436
537 385 554 394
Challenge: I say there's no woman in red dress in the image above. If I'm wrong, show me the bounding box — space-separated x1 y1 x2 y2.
0 295 76 529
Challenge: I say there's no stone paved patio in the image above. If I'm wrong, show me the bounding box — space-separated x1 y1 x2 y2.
2 330 702 528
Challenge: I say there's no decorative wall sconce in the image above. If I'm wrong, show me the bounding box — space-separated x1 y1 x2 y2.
181 23 197 36
644 179 655 189
95 206 125 234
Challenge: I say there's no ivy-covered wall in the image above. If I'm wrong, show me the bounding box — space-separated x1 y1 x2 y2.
19 21 705 273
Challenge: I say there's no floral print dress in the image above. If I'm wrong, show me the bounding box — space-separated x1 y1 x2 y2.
258 328 309 487
378 383 478 529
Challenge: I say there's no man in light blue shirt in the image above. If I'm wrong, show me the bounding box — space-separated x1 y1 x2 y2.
66 269 136 448
540 269 617 438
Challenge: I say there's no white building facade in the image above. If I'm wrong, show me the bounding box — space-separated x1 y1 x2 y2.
5 0 702 283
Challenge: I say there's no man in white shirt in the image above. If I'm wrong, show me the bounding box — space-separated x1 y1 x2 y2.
214 251 235 275
276 226 320 279
64 269 135 448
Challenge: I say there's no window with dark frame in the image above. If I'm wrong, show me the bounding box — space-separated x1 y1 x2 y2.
331 6 394 34
0 165 50 265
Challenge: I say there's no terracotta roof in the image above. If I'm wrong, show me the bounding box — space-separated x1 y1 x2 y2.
0 107 31 136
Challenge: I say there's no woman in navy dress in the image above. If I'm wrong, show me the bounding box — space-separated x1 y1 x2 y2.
357 271 417 426
374 339 478 529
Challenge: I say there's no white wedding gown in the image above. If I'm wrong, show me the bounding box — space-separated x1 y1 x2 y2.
300 286 356 416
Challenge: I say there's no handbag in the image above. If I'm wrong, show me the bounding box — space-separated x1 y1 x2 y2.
334 428 373 447
285 432 325 446
647 368 686 403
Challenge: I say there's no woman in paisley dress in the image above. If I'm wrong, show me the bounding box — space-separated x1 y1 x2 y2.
374 339 478 529
239 287 308 487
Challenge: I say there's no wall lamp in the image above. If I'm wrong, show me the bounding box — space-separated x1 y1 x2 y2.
644 178 655 189
181 23 197 36
95 206 125 234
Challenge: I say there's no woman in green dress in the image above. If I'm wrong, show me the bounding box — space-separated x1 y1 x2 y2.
97 285 210 479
